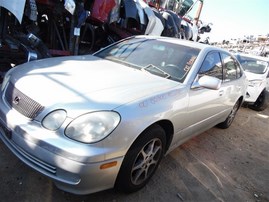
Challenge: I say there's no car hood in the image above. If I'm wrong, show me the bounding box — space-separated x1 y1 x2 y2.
11 55 179 113
244 71 265 81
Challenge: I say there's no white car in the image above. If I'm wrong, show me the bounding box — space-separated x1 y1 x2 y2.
0 36 247 195
235 53 269 111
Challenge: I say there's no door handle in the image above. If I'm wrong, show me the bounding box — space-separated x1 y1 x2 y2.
219 90 224 96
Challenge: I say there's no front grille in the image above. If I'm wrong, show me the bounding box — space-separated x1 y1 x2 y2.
5 82 44 119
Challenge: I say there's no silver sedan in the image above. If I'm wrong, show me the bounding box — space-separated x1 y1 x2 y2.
0 36 247 195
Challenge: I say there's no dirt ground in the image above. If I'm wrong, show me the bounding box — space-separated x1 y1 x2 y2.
0 106 268 202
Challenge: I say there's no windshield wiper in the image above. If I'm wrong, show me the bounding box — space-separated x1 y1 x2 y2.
142 64 171 79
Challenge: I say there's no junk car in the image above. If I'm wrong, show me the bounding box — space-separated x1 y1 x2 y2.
235 53 269 111
0 36 247 194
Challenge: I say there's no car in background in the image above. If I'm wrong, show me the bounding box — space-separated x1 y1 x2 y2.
235 53 269 111
0 36 247 195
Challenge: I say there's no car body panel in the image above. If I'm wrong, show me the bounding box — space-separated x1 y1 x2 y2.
244 71 267 102
9 55 179 118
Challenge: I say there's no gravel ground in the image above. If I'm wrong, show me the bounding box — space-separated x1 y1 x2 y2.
0 107 268 202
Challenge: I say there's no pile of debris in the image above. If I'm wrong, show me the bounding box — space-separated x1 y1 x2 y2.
0 0 212 81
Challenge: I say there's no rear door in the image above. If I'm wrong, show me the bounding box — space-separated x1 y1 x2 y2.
220 52 245 107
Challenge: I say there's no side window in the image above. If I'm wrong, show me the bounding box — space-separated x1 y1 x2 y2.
199 52 223 80
221 53 240 81
235 59 243 78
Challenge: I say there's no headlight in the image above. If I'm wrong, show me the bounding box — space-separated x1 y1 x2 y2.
248 80 263 87
42 109 67 130
65 111 120 143
1 74 10 91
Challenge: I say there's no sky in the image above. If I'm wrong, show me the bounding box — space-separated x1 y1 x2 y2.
190 0 269 42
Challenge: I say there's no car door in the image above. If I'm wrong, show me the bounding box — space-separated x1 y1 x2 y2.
186 51 227 135
220 52 245 107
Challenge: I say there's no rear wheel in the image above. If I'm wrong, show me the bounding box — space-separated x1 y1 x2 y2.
115 124 166 193
217 100 240 129
249 90 269 111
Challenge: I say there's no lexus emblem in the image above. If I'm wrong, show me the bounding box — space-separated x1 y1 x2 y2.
13 96 21 105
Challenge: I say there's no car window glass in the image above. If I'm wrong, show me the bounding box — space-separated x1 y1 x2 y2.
235 59 243 78
221 53 238 82
237 55 268 74
95 38 200 82
199 52 223 80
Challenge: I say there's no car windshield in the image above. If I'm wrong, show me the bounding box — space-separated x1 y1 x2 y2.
94 37 200 82
236 55 269 74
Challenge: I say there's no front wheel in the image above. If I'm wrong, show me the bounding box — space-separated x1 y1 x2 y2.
115 124 166 193
249 90 269 111
217 100 240 129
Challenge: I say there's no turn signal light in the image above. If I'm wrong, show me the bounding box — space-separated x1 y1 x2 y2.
100 161 117 169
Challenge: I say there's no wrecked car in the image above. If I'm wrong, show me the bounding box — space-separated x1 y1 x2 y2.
235 53 269 111
0 36 247 195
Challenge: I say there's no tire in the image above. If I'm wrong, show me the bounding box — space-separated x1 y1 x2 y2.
248 90 269 111
115 124 166 193
217 100 240 129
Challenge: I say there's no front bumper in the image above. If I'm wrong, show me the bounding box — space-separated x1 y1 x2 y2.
245 85 263 103
0 101 123 195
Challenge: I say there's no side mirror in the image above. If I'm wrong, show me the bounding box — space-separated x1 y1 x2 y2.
198 75 221 90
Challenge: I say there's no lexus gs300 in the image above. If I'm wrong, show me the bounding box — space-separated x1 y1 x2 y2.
0 36 247 194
